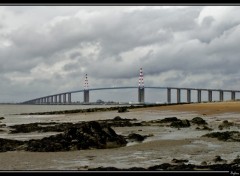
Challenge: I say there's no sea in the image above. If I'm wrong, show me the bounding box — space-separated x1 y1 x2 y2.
0 104 128 126
1 104 240 170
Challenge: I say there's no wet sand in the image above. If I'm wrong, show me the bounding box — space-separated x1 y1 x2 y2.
133 101 240 115
0 101 240 170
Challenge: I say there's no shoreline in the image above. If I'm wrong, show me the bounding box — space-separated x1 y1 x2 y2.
15 101 240 116
0 101 240 170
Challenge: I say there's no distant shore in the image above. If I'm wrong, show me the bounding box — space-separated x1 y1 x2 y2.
132 101 240 115
14 101 240 116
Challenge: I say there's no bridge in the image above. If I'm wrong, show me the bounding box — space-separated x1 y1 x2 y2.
22 68 240 105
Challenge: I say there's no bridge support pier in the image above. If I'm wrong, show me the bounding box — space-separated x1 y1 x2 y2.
208 90 212 102
187 89 191 103
167 88 171 104
197 90 201 103
138 87 145 103
219 91 224 102
68 93 71 104
58 95 62 104
177 89 181 103
231 91 236 101
53 95 57 104
84 90 89 103
63 94 66 104
48 97 51 104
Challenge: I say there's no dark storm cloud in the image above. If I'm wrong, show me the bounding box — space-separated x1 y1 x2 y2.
1 6 240 102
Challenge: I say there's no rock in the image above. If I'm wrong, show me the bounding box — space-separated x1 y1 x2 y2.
127 133 146 142
26 121 127 152
201 161 208 166
213 156 227 164
0 124 6 128
232 156 240 164
171 158 189 164
113 116 122 121
88 166 147 171
9 122 62 133
0 138 25 152
191 117 208 125
88 167 121 171
203 131 240 142
88 161 240 171
0 117 4 120
213 156 223 162
170 119 190 128
160 117 179 123
10 118 142 133
218 120 234 130
202 125 213 131
118 107 129 113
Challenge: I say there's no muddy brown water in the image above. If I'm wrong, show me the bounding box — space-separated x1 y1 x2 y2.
0 103 240 170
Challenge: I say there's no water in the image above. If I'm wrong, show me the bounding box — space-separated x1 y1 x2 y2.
0 104 127 126
0 104 240 170
0 104 125 115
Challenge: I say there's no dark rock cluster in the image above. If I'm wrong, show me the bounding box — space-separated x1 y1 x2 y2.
9 117 141 134
0 138 25 152
26 121 127 152
89 163 240 171
103 116 141 127
191 117 208 125
170 119 191 128
0 121 127 152
127 133 147 142
88 156 240 171
203 131 240 142
117 107 129 113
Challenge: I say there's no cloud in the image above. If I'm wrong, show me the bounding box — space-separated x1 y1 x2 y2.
0 6 240 102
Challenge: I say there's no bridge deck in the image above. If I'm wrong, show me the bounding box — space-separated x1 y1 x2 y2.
22 86 240 103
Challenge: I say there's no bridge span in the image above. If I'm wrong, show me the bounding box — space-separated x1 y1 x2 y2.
21 69 240 105
22 86 240 105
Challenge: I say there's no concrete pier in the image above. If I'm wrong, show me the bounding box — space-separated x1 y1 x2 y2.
138 87 145 103
63 94 66 104
231 91 236 101
47 97 50 104
208 90 212 102
187 89 191 103
167 88 171 104
177 89 181 103
54 95 57 104
84 90 90 103
68 93 71 104
49 97 52 104
58 94 61 104
197 90 201 103
219 91 224 102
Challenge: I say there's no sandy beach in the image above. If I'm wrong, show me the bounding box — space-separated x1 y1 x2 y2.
133 101 240 115
0 101 240 170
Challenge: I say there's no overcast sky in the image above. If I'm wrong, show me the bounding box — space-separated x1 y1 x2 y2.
1 6 240 103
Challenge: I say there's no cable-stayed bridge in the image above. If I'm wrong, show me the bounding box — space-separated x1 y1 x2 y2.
22 69 240 105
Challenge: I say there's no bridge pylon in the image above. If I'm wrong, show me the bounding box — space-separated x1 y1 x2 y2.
138 68 145 103
84 74 89 103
